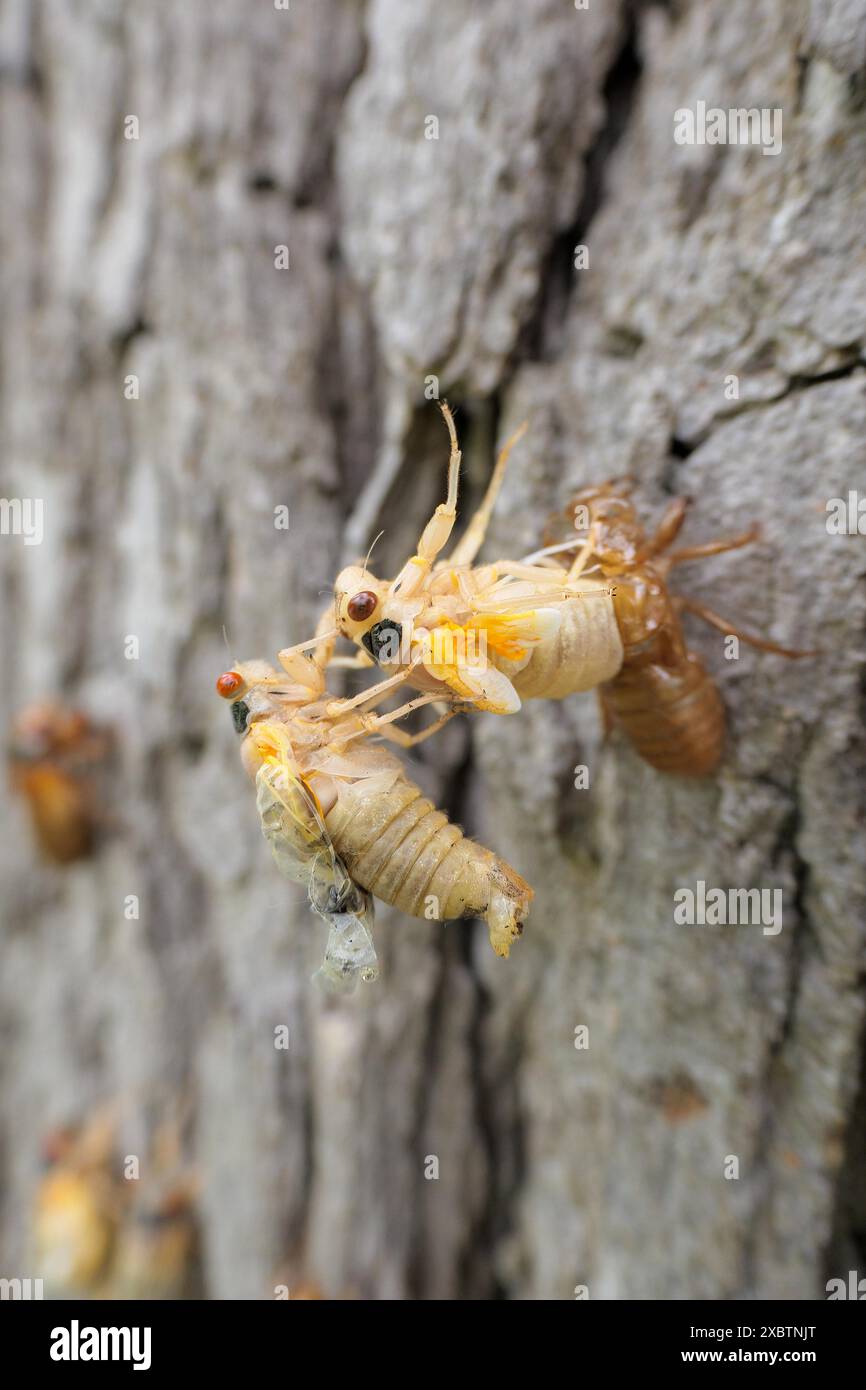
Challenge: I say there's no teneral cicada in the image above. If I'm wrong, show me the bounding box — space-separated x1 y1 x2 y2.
278 403 624 716
217 654 532 990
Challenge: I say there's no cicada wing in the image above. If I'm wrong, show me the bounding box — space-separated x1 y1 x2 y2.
432 661 522 715
255 757 340 907
254 753 379 991
313 901 379 995
467 608 561 660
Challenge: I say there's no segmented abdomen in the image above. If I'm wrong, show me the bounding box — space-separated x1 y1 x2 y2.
324 773 531 955
601 655 725 776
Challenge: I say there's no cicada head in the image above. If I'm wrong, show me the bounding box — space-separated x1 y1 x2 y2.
333 565 388 642
216 661 310 772
543 484 641 574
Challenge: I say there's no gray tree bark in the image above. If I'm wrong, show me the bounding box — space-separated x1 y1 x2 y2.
1 0 864 1300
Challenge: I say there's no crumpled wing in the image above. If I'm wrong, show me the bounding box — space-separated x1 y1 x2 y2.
254 746 378 992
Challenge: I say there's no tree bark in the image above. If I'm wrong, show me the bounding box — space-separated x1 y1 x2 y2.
1 0 864 1300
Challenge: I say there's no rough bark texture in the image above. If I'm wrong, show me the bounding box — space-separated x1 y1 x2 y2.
1 0 864 1300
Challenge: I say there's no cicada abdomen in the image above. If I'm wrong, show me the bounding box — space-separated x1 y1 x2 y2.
322 769 532 958
502 581 623 699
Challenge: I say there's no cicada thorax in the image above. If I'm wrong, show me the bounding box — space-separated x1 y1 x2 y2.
424 563 617 695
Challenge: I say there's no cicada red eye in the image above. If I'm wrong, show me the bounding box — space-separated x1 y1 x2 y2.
216 671 245 699
347 590 378 622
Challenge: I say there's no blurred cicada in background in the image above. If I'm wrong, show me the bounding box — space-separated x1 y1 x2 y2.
8 702 112 864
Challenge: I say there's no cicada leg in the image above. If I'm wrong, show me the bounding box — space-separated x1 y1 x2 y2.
323 662 420 718
640 497 689 559
364 697 460 749
389 401 464 599
674 596 814 658
663 522 761 569
447 415 529 568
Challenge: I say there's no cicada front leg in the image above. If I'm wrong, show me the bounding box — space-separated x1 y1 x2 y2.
388 401 464 599
326 650 377 671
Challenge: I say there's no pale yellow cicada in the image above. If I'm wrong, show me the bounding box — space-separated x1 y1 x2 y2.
217 656 532 987
253 719 378 992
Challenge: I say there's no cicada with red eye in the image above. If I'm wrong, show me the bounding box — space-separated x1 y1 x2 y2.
215 670 254 734
281 403 623 718
216 657 532 986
